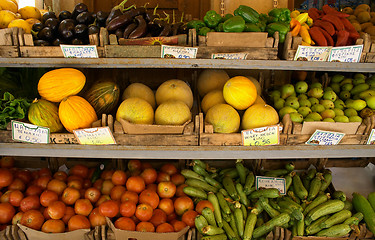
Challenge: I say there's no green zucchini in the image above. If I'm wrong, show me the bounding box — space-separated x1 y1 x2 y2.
219 188 229 197
217 191 231 215
259 197 280 218
229 213 241 240
186 179 218 193
368 192 375 211
252 213 291 238
332 190 347 202
305 215 330 235
193 164 210 177
344 212 363 225
181 169 205 181
352 192 375 234
293 174 308 200
236 183 249 207
305 199 345 226
241 204 248 220
306 168 317 180
320 169 332 192
202 207 217 227
183 186 208 199
223 176 239 201
253 199 263 215
249 188 280 199
316 223 352 237
205 175 223 189
222 210 231 223
343 200 353 211
285 162 295 172
192 159 206 169
320 209 352 229
303 193 329 215
208 192 223 228
201 234 228 240
243 212 257 240
296 214 304 236
264 169 288 177
202 225 225 235
307 173 323 201
223 219 238 240
234 208 244 238
235 159 247 185
285 173 293 192
195 215 209 233
243 171 255 195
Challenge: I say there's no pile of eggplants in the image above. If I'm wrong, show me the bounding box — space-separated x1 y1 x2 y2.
106 0 187 40
31 3 109 46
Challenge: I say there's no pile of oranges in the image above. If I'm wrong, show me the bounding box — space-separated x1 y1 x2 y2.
0 157 212 234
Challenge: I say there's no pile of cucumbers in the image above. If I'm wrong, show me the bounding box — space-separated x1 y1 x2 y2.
181 159 375 240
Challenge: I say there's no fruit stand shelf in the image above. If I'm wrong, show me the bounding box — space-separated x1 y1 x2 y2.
1 58 375 72
1 143 375 159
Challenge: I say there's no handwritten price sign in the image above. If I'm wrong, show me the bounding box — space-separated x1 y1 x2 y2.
12 121 49 144
241 125 280 146
73 127 116 145
161 45 198 58
60 45 99 58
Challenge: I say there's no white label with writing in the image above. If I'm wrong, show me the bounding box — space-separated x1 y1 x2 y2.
73 127 116 145
294 45 331 61
161 45 198 58
328 45 363 62
211 53 248 60
306 129 345 145
256 176 286 195
241 125 280 146
367 129 375 145
11 121 49 144
60 45 99 58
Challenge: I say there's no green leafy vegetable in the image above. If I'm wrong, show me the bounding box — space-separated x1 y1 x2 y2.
0 92 31 130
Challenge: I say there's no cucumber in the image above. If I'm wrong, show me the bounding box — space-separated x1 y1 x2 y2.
229 213 241 240
243 171 255 195
305 199 345 226
303 193 329 215
236 183 249 207
249 188 280 199
305 215 330 235
183 186 208 199
264 169 288 177
352 192 375 234
195 215 209 233
223 219 239 240
192 159 206 169
320 209 352 229
241 204 247 220
332 190 347 202
368 192 375 211
316 223 352 237
243 212 257 240
307 173 323 201
285 173 293 192
201 234 228 240
208 192 223 228
193 164 210 177
235 159 247 185
202 225 225 235
306 168 317 180
252 213 291 238
234 208 244 238
296 215 304 236
259 197 280 218
320 169 332 192
293 174 308 200
216 192 231 215
181 169 205 181
205 175 223 189
344 212 363 225
223 176 239 201
202 207 217 227
185 179 218 193
285 162 295 172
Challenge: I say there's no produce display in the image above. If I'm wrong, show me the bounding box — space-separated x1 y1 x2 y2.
269 72 375 123
182 159 375 239
342 4 375 38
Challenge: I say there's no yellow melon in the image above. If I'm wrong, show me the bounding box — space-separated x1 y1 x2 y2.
122 83 156 109
8 19 31 33
155 100 191 125
241 104 279 130
155 79 193 109
205 103 240 133
116 97 154 124
201 89 226 114
253 95 266 105
197 69 230 97
245 76 262 95
223 76 258 110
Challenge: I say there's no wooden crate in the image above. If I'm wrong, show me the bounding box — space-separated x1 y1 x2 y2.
18 28 106 58
191 29 279 60
281 113 375 145
361 33 375 63
0 27 20 58
282 32 367 62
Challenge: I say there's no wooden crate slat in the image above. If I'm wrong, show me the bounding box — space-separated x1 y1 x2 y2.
19 46 105 58
105 45 161 58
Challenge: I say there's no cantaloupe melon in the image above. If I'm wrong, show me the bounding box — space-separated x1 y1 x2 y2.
201 89 226 114
197 69 229 97
116 97 154 124
122 83 156 109
155 79 193 109
155 100 191 125
205 103 240 133
223 76 258 110
241 104 279 130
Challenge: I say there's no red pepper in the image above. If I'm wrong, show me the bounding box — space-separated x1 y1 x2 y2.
308 8 321 21
340 17 360 41
313 20 335 36
322 14 345 31
309 27 328 46
322 5 350 18
335 30 350 46
317 27 334 46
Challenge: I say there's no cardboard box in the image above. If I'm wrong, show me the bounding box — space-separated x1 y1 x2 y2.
106 218 189 240
18 224 90 240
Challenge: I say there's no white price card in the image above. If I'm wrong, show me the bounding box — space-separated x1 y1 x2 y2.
241 125 280 146
256 176 286 195
211 53 248 60
161 45 198 58
328 45 363 62
294 45 331 61
11 120 49 144
306 129 345 145
60 45 99 58
366 129 375 145
73 127 116 145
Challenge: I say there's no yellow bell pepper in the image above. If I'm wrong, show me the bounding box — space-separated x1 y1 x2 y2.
290 10 300 19
295 13 308 24
299 25 311 45
306 16 313 26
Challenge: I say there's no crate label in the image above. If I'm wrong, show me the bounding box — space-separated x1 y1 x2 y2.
294 45 331 61
161 45 197 58
306 129 345 145
73 127 116 145
256 176 286 195
241 125 280 146
366 129 375 145
328 45 363 62
60 45 99 58
11 120 49 144
211 52 248 60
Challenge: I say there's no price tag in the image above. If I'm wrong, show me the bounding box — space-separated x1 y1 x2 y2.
11 121 49 144
328 45 363 62
241 125 280 146
294 45 331 61
211 53 248 60
306 129 345 145
161 45 198 58
366 129 375 145
60 45 99 58
73 127 116 145
256 176 286 195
